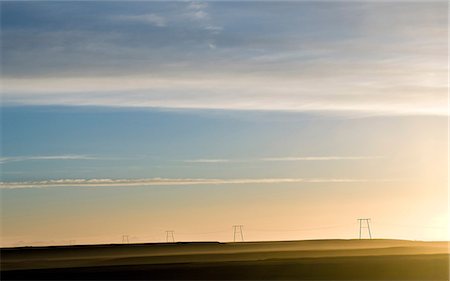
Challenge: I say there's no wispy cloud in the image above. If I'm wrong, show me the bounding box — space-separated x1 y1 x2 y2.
2 74 446 116
0 177 399 189
182 156 382 163
186 1 209 21
0 155 97 164
260 156 383 162
185 1 222 35
187 1 208 11
183 159 231 163
113 13 167 27
1 2 446 116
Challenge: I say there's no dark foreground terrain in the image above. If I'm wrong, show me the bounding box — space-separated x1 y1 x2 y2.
1 239 449 280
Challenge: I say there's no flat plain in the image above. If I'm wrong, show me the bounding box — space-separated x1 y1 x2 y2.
1 239 449 280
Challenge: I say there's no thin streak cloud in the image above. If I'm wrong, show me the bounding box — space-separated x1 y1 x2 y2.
113 14 167 27
0 155 97 164
0 177 400 189
183 159 231 163
260 156 383 162
182 156 383 163
2 75 445 116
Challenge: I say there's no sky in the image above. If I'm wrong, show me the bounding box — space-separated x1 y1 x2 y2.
0 1 448 247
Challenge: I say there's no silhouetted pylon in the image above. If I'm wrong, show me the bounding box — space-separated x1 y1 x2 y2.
165 230 175 243
233 225 244 242
357 218 372 239
122 235 130 243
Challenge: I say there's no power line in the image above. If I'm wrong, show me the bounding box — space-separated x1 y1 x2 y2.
248 224 352 232
378 223 447 229
176 230 229 235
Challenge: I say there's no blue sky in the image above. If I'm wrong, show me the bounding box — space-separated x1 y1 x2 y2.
1 106 445 183
0 1 448 246
0 106 398 181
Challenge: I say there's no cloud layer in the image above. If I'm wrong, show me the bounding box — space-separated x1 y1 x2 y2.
0 155 96 164
1 2 447 115
0 177 398 189
183 156 382 163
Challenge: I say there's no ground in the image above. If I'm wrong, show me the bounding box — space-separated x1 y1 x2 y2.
1 239 449 280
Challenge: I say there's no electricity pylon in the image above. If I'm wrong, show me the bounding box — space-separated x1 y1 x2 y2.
233 225 244 242
357 218 372 239
122 235 130 243
165 230 175 243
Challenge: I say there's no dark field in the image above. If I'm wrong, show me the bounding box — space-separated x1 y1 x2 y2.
1 239 449 280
